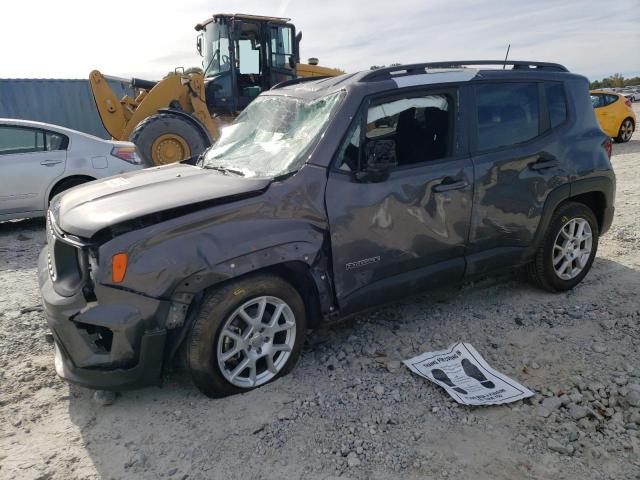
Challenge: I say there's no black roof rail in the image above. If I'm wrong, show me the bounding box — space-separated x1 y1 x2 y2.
271 75 331 90
361 60 569 82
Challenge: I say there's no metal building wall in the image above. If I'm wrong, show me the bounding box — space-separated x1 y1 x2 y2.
0 78 135 139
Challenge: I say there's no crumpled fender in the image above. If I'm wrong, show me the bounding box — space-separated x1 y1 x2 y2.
96 165 335 319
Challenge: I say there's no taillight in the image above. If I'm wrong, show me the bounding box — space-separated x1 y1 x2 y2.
111 146 141 165
624 97 632 108
603 138 612 160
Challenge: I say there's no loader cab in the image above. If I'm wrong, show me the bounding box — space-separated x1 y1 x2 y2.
196 14 299 114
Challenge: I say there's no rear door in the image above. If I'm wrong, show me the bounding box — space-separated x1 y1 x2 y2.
467 81 570 274
0 126 67 215
325 87 473 313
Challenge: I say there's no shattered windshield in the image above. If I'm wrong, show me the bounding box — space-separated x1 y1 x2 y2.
202 91 345 178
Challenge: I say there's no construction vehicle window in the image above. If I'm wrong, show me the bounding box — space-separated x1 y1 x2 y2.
476 83 539 151
237 23 261 75
203 21 231 77
367 94 452 166
270 25 294 69
0 126 45 156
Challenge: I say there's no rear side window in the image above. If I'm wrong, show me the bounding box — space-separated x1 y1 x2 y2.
545 83 567 128
604 94 619 106
46 131 68 151
476 83 539 151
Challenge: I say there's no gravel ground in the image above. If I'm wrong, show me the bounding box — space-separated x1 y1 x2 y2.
1 105 640 480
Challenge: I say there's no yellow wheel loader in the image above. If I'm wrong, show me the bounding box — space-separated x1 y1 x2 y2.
90 13 343 166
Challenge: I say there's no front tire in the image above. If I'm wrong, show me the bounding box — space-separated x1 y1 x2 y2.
527 202 599 292
615 118 634 143
186 274 306 398
129 112 208 166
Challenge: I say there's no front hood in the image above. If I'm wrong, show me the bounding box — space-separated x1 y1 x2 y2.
54 163 271 238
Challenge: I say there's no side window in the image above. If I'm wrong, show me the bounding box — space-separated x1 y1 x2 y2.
545 83 567 128
337 124 361 172
46 131 68 151
604 94 619 106
476 83 539 151
336 93 453 170
590 94 605 108
367 94 452 166
0 126 44 156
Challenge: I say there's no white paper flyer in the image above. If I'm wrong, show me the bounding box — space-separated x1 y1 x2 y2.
404 342 534 405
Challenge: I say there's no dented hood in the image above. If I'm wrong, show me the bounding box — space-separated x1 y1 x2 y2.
54 163 270 238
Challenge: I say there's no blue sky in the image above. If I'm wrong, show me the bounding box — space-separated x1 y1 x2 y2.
2 0 638 81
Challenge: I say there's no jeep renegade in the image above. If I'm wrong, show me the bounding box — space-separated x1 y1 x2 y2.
39 61 615 397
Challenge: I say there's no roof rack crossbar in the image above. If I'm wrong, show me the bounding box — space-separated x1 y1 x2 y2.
361 60 569 82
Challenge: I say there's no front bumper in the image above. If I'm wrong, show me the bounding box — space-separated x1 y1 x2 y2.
38 248 169 390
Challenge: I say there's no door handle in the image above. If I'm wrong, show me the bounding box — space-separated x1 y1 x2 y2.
433 179 469 193
40 160 62 166
530 157 559 171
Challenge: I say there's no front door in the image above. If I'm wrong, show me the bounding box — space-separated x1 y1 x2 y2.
0 125 66 215
325 88 473 314
467 81 571 274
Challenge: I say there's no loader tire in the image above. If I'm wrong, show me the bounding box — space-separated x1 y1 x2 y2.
130 112 208 166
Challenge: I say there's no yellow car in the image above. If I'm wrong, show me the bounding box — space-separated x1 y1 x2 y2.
590 90 636 142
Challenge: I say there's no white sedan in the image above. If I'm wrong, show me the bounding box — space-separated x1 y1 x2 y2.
0 118 144 221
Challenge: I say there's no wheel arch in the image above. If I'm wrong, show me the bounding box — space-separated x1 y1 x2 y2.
526 176 615 257
161 257 334 370
47 174 97 203
622 116 635 131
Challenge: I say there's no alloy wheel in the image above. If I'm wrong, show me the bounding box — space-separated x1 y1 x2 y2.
216 296 296 388
552 218 593 280
620 119 634 142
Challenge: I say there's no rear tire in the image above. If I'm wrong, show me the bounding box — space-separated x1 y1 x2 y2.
186 274 306 398
527 202 599 292
129 112 208 166
615 118 634 143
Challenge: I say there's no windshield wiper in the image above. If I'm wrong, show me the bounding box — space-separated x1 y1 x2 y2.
203 165 245 176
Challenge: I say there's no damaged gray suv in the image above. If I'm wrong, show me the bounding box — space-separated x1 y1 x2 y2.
39 61 615 397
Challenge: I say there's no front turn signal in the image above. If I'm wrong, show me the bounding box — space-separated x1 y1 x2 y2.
112 253 128 283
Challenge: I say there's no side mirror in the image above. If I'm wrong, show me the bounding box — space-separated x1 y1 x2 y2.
196 35 203 56
289 55 297 69
356 139 397 182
